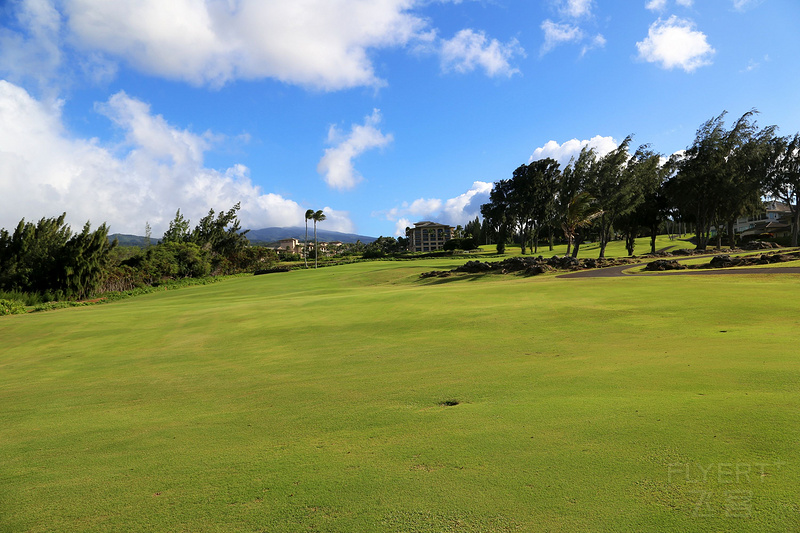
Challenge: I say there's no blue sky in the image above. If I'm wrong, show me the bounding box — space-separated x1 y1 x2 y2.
1 0 798 238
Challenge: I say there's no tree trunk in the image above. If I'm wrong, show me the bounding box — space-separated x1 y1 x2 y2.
572 233 582 258
727 219 736 249
793 205 800 247
548 226 554 251
650 225 657 254
304 221 309 268
566 236 572 257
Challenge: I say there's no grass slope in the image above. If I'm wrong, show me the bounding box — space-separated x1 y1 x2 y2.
1 255 799 532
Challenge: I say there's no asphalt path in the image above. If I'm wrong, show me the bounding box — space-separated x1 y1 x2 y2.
558 254 800 279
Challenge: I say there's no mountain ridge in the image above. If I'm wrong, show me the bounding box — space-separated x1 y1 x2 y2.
109 227 378 247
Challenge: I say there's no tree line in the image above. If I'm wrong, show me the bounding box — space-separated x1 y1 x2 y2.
478 110 800 256
0 203 277 303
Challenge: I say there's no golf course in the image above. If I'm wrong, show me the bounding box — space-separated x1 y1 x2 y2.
2 241 799 532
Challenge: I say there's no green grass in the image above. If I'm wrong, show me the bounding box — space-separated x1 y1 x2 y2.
2 257 799 531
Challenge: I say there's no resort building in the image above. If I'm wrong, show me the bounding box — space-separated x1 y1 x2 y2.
734 201 793 238
405 221 455 252
277 238 303 255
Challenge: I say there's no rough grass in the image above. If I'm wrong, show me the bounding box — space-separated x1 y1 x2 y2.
1 252 799 532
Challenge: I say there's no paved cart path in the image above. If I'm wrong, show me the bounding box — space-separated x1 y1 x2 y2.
559 254 800 279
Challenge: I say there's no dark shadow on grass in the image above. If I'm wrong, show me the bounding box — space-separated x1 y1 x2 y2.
417 272 495 285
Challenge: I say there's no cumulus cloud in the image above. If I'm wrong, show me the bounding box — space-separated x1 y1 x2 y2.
378 181 493 236
636 16 715 72
317 109 393 191
541 20 584 55
645 0 668 10
559 0 593 18
0 81 352 235
529 135 619 168
440 29 524 77
58 0 427 90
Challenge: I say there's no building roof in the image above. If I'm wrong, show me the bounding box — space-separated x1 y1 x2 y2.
412 221 453 228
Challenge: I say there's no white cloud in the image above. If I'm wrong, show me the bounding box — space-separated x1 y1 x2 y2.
541 20 584 55
0 81 353 235
560 0 593 18
646 0 692 10
61 0 427 90
732 0 762 11
636 16 715 72
0 0 63 91
379 181 493 235
440 29 524 77
529 135 619 168
317 109 393 190
581 34 606 56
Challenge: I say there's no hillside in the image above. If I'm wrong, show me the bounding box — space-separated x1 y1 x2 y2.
245 226 377 244
110 227 377 247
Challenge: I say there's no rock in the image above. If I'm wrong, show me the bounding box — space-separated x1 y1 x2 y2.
644 259 686 271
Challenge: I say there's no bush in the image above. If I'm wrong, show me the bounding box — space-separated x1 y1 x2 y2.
443 238 478 251
0 299 26 315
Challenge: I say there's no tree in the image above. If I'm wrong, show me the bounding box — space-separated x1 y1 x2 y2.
162 209 190 243
559 147 597 254
616 145 666 255
561 192 603 257
0 214 115 300
586 136 639 258
144 221 152 248
312 209 326 268
764 133 800 246
669 110 773 250
481 179 514 254
304 209 314 268
191 202 249 257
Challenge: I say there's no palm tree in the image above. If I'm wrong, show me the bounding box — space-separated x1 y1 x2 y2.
562 192 603 257
312 209 326 268
304 209 314 268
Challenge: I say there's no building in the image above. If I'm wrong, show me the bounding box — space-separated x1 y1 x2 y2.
277 238 303 255
405 221 455 252
734 201 793 238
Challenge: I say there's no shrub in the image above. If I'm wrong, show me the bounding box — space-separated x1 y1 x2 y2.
0 299 26 315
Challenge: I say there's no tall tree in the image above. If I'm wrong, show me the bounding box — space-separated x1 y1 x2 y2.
561 192 603 257
559 147 597 254
304 209 314 268
616 145 666 255
764 133 800 246
587 136 639 258
669 110 773 250
481 179 514 254
312 209 326 268
162 209 190 243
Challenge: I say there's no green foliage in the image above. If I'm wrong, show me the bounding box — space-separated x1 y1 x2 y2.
162 209 191 243
0 298 25 315
363 236 402 258
443 237 477 251
0 214 115 300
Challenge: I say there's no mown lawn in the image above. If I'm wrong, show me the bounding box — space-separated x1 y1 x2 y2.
1 255 799 532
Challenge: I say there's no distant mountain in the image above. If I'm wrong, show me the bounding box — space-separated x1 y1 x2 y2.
110 227 377 247
246 227 376 244
109 233 155 247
